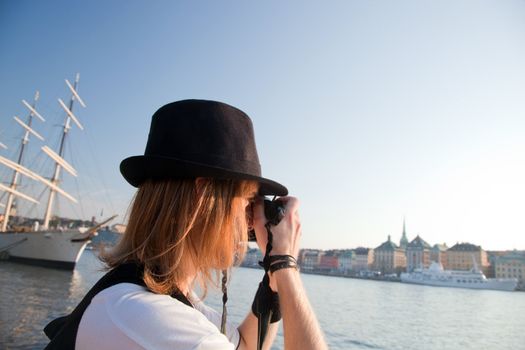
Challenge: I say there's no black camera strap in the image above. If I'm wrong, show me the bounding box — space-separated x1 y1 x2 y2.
254 222 277 350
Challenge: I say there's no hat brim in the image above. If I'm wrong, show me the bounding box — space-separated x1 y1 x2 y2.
120 155 288 196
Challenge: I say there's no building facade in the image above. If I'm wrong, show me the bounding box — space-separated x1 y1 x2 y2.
430 243 448 267
353 247 374 273
319 250 339 273
495 251 525 290
242 248 262 267
373 235 406 274
299 249 323 271
446 242 489 272
338 250 354 274
406 235 432 272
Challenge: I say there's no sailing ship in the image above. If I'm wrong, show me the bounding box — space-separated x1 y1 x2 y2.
0 74 115 270
400 261 518 292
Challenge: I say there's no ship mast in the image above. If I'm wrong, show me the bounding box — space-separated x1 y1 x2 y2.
42 73 85 230
1 91 44 231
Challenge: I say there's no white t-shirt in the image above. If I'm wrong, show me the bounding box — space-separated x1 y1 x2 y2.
75 283 240 350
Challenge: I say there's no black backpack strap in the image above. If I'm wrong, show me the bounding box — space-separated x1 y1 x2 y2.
44 263 145 349
44 262 193 349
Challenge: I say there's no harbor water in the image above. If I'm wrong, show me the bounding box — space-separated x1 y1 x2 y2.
1 249 524 349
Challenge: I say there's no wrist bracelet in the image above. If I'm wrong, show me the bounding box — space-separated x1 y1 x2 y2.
259 254 297 270
267 255 297 266
268 254 297 263
269 261 298 274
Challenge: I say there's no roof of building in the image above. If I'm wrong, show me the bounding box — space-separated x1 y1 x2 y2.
375 235 399 251
354 247 370 255
407 235 432 249
301 249 321 253
432 243 448 251
303 250 321 256
339 250 354 257
496 251 525 263
321 254 338 260
448 242 482 252
323 250 338 257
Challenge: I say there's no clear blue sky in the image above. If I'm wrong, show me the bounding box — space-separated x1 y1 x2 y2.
1 0 524 250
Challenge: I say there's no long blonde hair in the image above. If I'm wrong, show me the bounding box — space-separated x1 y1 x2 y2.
102 178 258 296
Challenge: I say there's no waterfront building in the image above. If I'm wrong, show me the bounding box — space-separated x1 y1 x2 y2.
297 249 307 266
338 249 354 274
353 247 374 273
446 242 489 273
406 235 432 272
242 248 262 267
430 243 448 267
495 251 525 290
373 235 406 274
111 223 127 234
319 250 339 273
300 249 323 271
486 250 510 278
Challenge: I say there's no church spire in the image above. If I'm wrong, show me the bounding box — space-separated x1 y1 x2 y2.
400 217 409 249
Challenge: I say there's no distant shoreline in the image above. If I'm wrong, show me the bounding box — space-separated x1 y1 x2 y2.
239 264 401 283
239 265 525 291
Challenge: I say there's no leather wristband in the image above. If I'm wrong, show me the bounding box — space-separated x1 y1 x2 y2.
268 255 297 264
269 261 298 274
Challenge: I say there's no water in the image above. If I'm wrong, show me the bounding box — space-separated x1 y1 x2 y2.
1 250 524 349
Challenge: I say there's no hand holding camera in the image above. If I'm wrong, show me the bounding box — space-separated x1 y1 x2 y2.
248 198 285 241
250 196 303 348
250 196 302 261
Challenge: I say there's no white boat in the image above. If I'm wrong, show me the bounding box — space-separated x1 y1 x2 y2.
0 74 115 270
400 261 518 292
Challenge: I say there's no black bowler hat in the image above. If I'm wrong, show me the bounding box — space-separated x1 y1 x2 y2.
120 99 288 196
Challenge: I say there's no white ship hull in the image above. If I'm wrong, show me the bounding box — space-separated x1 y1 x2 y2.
0 230 91 270
400 262 518 292
400 273 517 291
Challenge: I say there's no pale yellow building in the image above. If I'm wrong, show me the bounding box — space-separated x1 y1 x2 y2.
299 249 323 271
446 242 489 273
495 252 525 290
353 247 374 272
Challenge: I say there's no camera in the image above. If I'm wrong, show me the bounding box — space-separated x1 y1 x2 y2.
247 198 286 241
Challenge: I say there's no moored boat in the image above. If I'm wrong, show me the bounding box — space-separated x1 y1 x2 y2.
400 261 518 291
0 74 116 270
